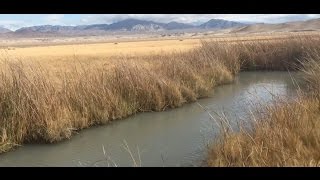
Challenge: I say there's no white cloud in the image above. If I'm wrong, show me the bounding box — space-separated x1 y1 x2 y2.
44 14 65 24
0 20 29 30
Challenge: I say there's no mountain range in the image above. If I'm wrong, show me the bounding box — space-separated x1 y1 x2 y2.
231 18 320 33
0 18 245 36
0 27 11 33
1 18 320 37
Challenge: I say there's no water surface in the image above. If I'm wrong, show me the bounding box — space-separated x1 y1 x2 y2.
0 72 299 167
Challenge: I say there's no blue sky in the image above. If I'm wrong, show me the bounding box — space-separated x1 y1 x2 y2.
0 14 319 30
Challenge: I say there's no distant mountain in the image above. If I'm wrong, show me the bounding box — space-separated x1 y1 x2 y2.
0 27 12 33
199 19 245 29
81 19 195 31
107 19 164 31
12 18 320 37
3 18 320 38
231 18 320 33
15 25 74 34
164 21 195 30
12 18 246 36
81 19 160 31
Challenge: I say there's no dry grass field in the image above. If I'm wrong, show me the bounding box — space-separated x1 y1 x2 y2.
2 39 200 58
0 32 320 167
2 31 319 59
1 38 202 73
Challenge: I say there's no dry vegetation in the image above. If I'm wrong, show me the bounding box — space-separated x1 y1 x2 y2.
207 95 320 166
1 33 320 168
0 39 236 153
207 38 320 167
2 39 201 58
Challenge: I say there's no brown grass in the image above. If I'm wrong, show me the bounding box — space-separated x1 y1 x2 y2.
207 41 320 167
0 41 235 153
3 39 201 58
207 95 320 166
1 35 320 157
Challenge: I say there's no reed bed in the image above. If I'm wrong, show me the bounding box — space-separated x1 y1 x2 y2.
1 35 320 156
207 38 320 166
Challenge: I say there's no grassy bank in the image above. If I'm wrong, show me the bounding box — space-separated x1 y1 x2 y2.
207 40 320 167
1 35 320 154
0 40 235 153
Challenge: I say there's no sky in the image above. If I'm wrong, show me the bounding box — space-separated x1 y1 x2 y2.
0 14 319 31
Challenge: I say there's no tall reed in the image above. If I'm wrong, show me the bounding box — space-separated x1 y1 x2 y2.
1 35 320 154
207 43 320 167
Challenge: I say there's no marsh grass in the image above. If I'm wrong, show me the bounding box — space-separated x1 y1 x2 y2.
207 94 320 166
1 35 320 154
207 44 320 167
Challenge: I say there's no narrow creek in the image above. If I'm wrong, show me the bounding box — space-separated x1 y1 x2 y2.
0 72 299 167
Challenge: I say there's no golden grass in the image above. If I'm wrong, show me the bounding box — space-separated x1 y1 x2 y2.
0 41 235 153
1 34 320 158
3 39 201 58
207 95 320 166
2 32 318 60
207 44 320 167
